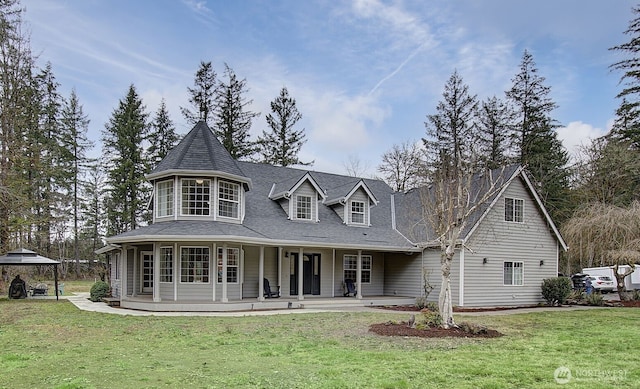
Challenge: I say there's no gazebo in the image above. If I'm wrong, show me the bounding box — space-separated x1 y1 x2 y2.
0 248 60 300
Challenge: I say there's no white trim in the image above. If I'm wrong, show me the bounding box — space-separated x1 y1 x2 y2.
179 178 212 217
459 247 464 306
502 261 524 286
504 197 525 223
349 199 367 226
292 194 313 221
146 169 252 190
463 166 568 251
178 245 212 284
155 179 175 220
270 172 326 201
107 234 421 253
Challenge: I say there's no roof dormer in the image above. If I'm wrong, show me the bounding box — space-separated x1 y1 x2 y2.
269 172 326 222
325 180 378 227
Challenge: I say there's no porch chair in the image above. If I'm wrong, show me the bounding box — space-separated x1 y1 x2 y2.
343 278 357 297
263 278 280 298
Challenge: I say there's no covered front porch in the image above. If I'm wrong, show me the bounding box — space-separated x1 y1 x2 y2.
103 240 423 312
118 294 416 312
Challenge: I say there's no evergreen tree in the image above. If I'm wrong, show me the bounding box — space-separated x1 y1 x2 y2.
181 61 217 126
257 87 310 166
148 98 179 168
80 160 105 266
506 50 569 223
102 84 149 235
213 64 259 160
475 96 516 170
423 70 478 174
0 0 37 249
610 5 640 142
60 88 93 274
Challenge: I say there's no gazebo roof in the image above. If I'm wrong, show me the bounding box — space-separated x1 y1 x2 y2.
0 248 60 265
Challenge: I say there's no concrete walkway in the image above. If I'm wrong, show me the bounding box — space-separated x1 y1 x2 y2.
64 293 605 317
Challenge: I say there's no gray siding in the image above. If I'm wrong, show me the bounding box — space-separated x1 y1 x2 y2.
334 250 384 296
461 178 559 307
159 283 174 300
291 182 318 221
384 253 424 297
242 246 279 298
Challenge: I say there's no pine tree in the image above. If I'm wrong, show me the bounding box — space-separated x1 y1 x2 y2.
213 64 259 160
475 96 516 169
257 87 310 166
0 0 38 249
506 50 569 223
181 61 217 126
80 161 105 266
102 84 149 235
423 70 478 175
60 88 93 274
148 98 179 168
610 5 640 143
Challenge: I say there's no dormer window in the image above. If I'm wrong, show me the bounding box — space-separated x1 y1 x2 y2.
218 180 239 219
350 200 365 224
156 180 174 218
181 179 210 215
295 195 312 220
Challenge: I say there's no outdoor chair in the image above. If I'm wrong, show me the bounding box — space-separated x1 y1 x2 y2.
263 278 280 298
343 278 357 297
31 283 48 296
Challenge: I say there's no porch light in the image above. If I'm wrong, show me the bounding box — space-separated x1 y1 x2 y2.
482 257 488 264
195 178 204 184
539 260 544 266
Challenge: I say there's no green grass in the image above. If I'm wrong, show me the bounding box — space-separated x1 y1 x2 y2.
0 302 638 389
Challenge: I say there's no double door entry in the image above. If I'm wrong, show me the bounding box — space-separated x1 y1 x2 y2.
290 253 321 295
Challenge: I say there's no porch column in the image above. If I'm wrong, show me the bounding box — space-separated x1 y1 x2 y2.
258 246 265 301
221 244 228 302
277 247 283 287
298 247 304 300
121 247 127 298
356 250 363 299
132 247 138 297
153 243 161 302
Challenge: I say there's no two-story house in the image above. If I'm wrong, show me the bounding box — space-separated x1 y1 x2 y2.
98 121 566 311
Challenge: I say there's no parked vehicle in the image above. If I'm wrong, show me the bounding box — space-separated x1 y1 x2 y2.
570 273 589 290
587 275 615 292
582 265 640 291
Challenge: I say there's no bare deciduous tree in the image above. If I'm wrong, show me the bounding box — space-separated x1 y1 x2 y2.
377 141 424 191
419 166 510 328
562 202 640 300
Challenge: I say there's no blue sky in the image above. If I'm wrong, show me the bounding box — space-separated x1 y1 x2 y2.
24 0 636 176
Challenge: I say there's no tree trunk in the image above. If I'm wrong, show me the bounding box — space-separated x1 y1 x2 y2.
614 264 635 301
438 245 455 329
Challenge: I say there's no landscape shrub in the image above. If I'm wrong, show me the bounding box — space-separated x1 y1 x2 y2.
541 277 572 306
89 281 110 302
420 309 443 327
585 292 605 306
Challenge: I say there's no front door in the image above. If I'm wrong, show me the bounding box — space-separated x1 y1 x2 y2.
141 251 153 294
290 253 320 295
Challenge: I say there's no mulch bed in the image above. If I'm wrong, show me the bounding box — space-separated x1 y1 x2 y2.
620 300 640 308
374 304 539 313
369 321 503 338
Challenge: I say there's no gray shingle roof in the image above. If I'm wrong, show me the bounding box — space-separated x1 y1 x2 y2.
111 159 415 250
149 121 246 179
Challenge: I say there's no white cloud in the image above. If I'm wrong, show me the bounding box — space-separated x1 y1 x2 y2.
557 121 607 161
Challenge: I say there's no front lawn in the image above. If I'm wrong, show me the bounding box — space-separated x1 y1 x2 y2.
0 301 637 388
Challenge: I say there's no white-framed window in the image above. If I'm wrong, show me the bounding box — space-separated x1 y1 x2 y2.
218 180 240 219
343 254 372 283
180 247 210 283
294 195 312 220
181 179 210 216
504 197 524 223
503 261 523 286
217 247 239 283
156 180 174 218
350 201 366 224
159 247 173 282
